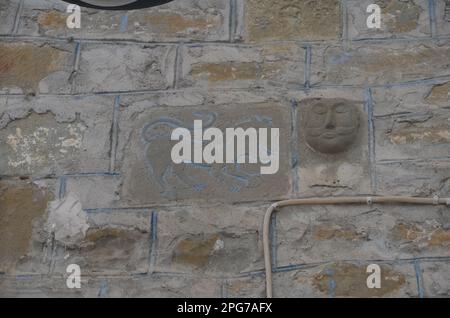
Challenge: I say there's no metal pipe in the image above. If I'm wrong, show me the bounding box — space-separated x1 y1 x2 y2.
263 195 450 298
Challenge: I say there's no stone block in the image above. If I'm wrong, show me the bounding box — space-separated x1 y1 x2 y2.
0 0 20 35
273 262 418 297
117 94 292 204
0 41 75 95
276 204 449 266
179 44 305 89
436 0 450 36
242 0 342 42
0 95 113 176
421 261 450 297
374 110 450 161
290 89 371 196
376 159 450 196
51 209 152 275
347 0 430 39
226 276 265 298
18 0 230 42
372 82 450 117
154 204 264 277
311 40 450 86
0 180 55 274
64 175 121 209
74 43 176 93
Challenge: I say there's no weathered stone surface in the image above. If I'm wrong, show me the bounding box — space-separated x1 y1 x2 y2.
117 94 292 205
0 96 113 176
372 82 450 117
273 262 418 298
376 159 450 196
375 110 450 161
46 193 89 247
311 41 450 86
0 274 223 298
0 276 85 297
421 261 450 297
425 82 450 107
243 0 342 42
52 212 151 275
0 42 75 94
0 0 20 35
437 0 450 36
64 175 121 210
18 0 230 42
391 221 450 250
0 180 54 274
276 204 449 266
74 43 176 93
347 0 430 39
179 44 305 89
155 204 264 276
2 0 450 298
226 276 265 298
290 89 371 196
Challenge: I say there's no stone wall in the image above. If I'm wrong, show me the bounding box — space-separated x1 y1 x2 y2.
0 0 449 297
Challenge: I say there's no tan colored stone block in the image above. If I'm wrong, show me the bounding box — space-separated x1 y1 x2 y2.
244 0 342 42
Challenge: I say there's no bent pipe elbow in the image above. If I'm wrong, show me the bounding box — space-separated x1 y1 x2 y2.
263 196 450 298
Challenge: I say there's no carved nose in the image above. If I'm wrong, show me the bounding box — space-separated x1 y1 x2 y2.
325 111 336 129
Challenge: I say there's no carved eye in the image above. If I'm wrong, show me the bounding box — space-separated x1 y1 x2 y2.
335 104 350 113
312 105 327 115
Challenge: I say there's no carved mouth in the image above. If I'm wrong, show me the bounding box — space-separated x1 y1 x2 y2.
321 132 337 139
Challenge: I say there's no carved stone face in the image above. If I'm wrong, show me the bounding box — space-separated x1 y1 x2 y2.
304 99 360 154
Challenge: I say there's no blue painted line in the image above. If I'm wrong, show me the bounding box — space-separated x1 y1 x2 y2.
73 42 81 67
364 88 377 193
149 211 158 272
98 280 109 298
414 260 425 298
428 0 437 37
290 99 299 196
119 15 128 33
304 45 312 88
63 172 120 177
58 176 67 199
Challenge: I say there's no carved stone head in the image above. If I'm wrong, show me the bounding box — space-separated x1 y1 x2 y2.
304 99 360 154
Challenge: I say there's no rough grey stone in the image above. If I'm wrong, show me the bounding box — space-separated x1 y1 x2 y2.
374 110 450 161
437 0 450 35
225 276 265 298
179 44 305 89
74 43 176 93
0 0 20 35
272 262 419 298
372 82 450 117
155 204 264 276
347 0 430 39
0 96 113 176
0 41 76 95
421 261 450 297
311 41 450 86
64 175 121 210
276 204 450 266
376 159 450 197
51 211 151 275
18 0 230 42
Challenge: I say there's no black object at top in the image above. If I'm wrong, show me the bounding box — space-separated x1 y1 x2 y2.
62 0 174 10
